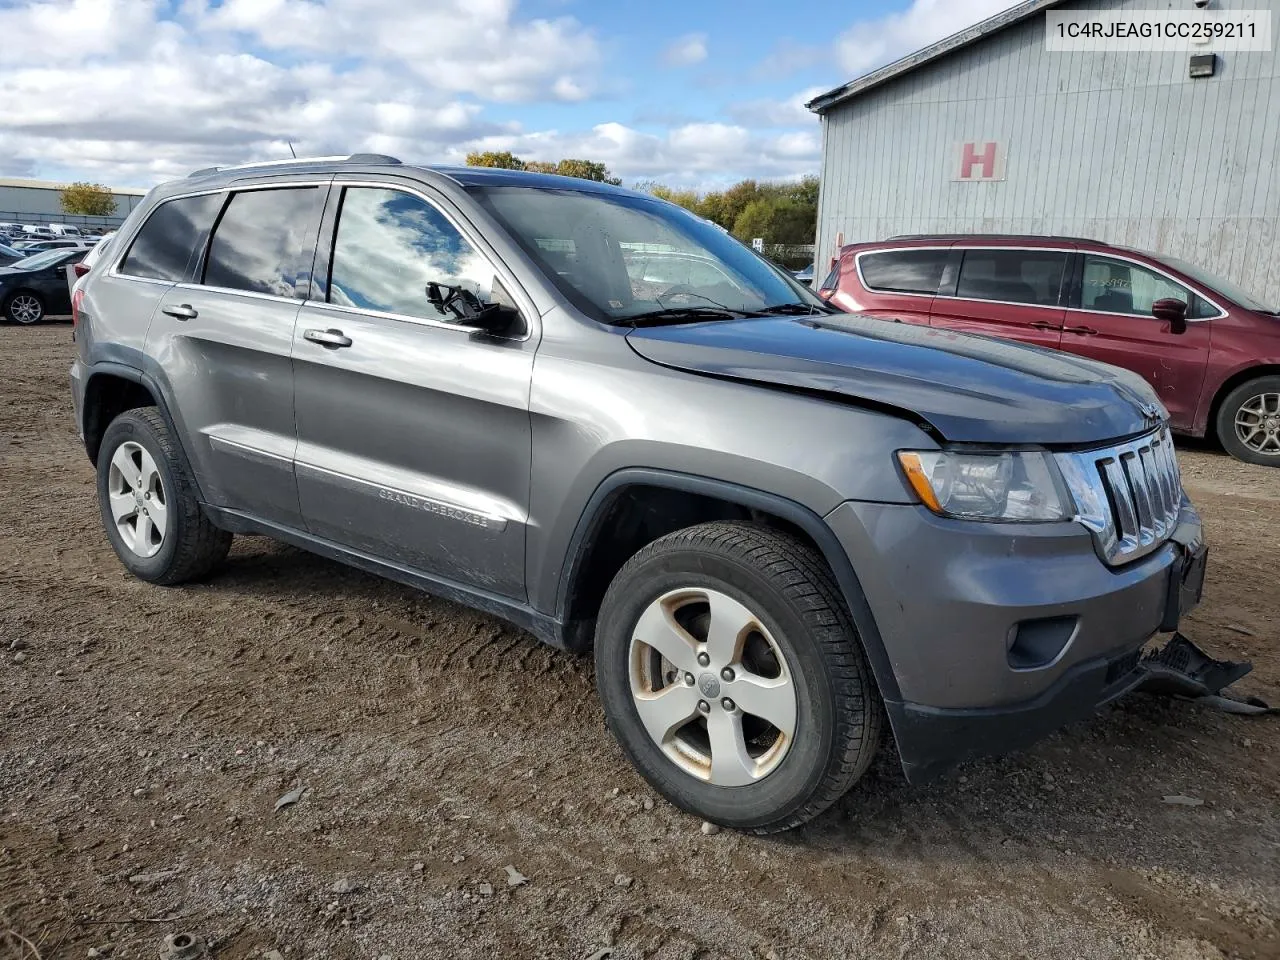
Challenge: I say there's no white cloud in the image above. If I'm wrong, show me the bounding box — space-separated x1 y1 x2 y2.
195 0 601 103
662 33 709 67
836 0 1020 77
727 88 828 128
0 1 821 191
0 0 599 184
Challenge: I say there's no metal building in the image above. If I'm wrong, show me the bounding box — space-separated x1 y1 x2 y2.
808 0 1280 305
0 177 147 230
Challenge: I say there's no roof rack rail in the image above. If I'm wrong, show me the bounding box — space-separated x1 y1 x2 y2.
888 233 1098 244
187 154 403 178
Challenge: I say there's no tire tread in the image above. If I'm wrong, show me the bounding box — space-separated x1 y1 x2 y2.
100 407 231 585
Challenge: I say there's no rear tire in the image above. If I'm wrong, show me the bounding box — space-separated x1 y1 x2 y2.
97 407 232 584
5 291 44 325
1216 376 1280 466
595 521 882 833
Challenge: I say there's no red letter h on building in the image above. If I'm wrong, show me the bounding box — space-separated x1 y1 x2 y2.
960 142 998 179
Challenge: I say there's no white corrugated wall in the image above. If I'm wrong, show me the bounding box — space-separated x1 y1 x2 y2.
814 0 1280 305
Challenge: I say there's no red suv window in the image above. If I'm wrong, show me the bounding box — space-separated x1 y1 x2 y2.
859 249 948 295
955 250 1068 307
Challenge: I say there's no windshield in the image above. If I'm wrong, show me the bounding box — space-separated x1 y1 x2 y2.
1156 254 1276 314
470 186 825 323
11 249 70 271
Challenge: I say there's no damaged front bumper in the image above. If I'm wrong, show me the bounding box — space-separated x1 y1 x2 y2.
887 502 1255 784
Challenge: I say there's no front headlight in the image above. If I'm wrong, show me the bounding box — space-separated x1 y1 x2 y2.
897 450 1073 522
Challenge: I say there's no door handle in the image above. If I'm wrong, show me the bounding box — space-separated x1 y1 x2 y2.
303 328 353 348
1064 325 1099 336
162 304 198 321
1030 321 1058 331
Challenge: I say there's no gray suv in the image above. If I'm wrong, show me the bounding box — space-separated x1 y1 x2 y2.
71 155 1209 833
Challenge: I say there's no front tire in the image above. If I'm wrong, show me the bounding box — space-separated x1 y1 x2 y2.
97 407 232 584
5 291 45 325
595 521 882 833
1216 376 1280 466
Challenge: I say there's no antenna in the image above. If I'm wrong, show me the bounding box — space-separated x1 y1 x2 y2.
287 141 298 159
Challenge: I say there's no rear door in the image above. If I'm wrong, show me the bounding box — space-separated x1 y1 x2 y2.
929 248 1068 350
147 181 328 528
843 248 948 325
291 180 537 600
1062 253 1212 432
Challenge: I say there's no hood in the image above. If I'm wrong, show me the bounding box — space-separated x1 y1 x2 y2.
626 314 1165 445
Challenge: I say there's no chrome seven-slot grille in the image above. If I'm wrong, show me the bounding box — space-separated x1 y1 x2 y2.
1055 428 1184 566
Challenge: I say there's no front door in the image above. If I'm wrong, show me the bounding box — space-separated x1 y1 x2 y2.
1062 254 1211 433
146 183 328 528
292 182 536 600
929 248 1068 350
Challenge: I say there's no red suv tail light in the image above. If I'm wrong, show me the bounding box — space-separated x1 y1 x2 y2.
71 287 85 327
73 262 90 278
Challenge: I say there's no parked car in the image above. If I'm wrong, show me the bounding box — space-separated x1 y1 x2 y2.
74 231 115 278
820 235 1280 465
48 223 83 237
12 238 89 252
0 247 88 323
20 225 55 239
72 158 1217 832
0 242 23 267
791 264 814 287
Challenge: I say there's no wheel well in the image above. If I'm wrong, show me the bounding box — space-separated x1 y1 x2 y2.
3 287 42 306
1208 365 1280 441
83 373 157 464
561 483 824 651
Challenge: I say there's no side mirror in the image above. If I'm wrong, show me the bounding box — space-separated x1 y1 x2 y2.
1152 297 1188 335
426 282 517 335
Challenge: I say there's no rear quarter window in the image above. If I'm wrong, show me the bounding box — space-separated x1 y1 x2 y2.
859 250 948 295
119 193 225 283
203 187 325 299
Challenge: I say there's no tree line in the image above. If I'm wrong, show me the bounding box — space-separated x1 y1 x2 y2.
465 152 818 259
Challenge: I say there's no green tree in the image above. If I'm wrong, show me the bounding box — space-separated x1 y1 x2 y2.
788 175 820 208
59 182 117 217
465 150 526 170
731 197 778 244
648 184 701 213
554 158 622 185
465 152 622 185
767 197 817 245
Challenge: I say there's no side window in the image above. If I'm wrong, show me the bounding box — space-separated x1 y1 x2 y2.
859 250 948 295
1191 295 1221 319
119 193 224 283
956 250 1067 306
1082 256 1190 317
818 262 841 292
327 187 495 322
203 187 324 299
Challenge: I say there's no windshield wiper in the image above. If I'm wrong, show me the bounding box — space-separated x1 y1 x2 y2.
755 303 832 316
621 306 746 328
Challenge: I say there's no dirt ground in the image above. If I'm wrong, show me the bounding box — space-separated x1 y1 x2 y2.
1 325 1277 960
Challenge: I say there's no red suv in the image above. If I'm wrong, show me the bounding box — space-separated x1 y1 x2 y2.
819 235 1280 465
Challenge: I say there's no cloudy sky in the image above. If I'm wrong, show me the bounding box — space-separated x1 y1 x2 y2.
0 0 1020 190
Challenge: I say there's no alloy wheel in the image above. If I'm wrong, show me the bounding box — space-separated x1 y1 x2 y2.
1235 393 1280 456
107 441 168 558
9 294 42 325
628 587 798 787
